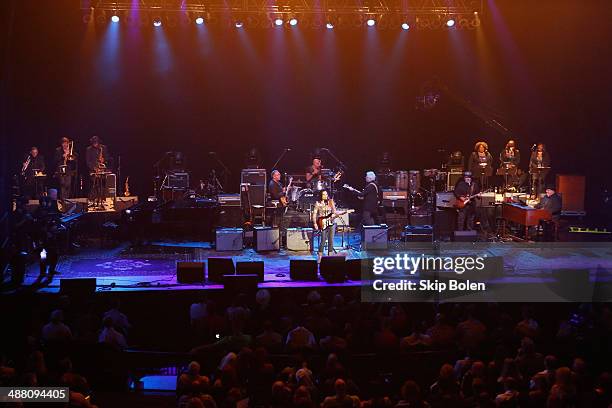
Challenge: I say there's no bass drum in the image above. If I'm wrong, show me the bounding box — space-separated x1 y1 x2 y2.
297 189 316 212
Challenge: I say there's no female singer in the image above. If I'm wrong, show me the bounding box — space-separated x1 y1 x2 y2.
529 143 551 197
468 141 493 188
312 190 338 256
499 140 521 189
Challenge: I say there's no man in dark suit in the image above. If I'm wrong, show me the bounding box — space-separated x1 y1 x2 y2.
536 185 562 221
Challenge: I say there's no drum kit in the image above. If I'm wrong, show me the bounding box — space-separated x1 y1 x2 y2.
284 168 340 213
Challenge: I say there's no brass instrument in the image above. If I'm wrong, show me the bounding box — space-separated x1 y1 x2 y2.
96 146 107 172
124 176 131 197
21 155 31 176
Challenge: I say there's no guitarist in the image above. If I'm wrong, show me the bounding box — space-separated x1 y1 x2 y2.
344 171 381 226
312 190 338 256
453 171 480 231
268 170 288 229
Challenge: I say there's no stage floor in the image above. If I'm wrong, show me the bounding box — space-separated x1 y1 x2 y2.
22 233 612 298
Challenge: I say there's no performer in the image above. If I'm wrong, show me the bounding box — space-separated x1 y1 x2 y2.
453 171 480 231
86 136 110 208
529 143 551 197
21 146 46 200
535 185 562 221
53 137 77 200
268 170 287 229
499 140 521 190
468 141 493 188
312 190 338 256
344 171 381 226
305 154 323 189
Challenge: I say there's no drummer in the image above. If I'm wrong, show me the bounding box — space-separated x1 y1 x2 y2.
305 152 324 190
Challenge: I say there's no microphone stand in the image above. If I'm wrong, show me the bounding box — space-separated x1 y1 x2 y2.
321 148 347 170
271 148 290 171
209 153 231 192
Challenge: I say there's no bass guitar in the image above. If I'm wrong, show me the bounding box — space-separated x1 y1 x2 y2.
279 177 293 207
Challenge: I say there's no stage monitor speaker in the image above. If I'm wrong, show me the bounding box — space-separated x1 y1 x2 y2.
236 261 264 282
346 258 373 281
286 228 313 251
290 259 318 281
454 230 478 242
556 174 585 213
208 258 235 283
177 262 205 284
320 256 346 283
60 278 96 297
223 274 259 294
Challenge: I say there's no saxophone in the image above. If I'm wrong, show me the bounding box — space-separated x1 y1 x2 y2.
124 177 131 197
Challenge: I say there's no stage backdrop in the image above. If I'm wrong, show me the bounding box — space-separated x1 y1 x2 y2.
4 0 612 213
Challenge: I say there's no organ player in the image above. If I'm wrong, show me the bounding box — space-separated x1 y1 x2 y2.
468 141 493 188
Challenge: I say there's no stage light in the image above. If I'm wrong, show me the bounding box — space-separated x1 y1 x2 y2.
401 22 410 30
153 18 162 27
446 18 455 27
195 17 204 25
235 21 244 28
326 22 334 29
274 18 283 26
289 18 298 26
111 15 119 23
366 18 376 27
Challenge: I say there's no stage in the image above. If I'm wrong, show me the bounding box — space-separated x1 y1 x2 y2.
22 232 612 302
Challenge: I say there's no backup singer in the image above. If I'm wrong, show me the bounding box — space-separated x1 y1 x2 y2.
312 190 338 256
454 171 480 231
345 171 381 226
53 137 77 199
499 139 521 189
529 143 551 197
21 146 46 200
468 141 493 188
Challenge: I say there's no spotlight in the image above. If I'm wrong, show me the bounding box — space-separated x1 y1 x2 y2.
274 18 283 26
289 18 298 26
366 18 376 27
195 17 204 25
446 18 455 27
235 21 244 28
326 22 334 29
401 22 410 30
111 15 119 23
153 18 162 27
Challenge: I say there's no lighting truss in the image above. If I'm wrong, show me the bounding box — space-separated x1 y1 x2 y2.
82 0 483 29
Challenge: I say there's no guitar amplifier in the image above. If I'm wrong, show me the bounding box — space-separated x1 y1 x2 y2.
241 169 266 186
333 208 351 227
447 170 463 191
216 228 243 251
436 192 456 208
286 228 313 251
167 172 189 189
362 225 388 250
254 226 280 252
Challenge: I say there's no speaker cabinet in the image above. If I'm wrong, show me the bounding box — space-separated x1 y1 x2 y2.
236 261 264 282
216 228 243 251
60 278 96 297
454 230 478 242
290 259 318 281
254 226 280 252
320 256 346 283
177 262 205 284
556 174 585 213
286 228 313 251
434 209 455 240
208 258 235 283
362 225 388 250
223 274 259 294
346 258 373 281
